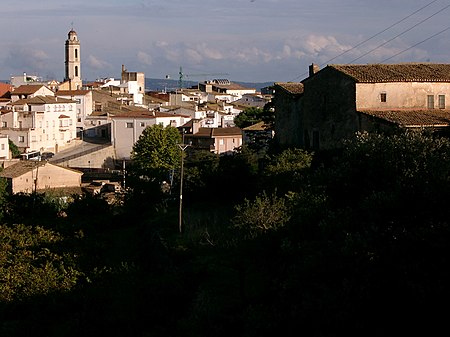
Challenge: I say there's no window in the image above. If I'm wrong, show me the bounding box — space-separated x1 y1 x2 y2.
77 118 81 123
75 49 78 59
380 92 387 103
219 139 224 145
126 122 133 128
427 95 434 109
1 144 5 150
1 122 6 128
140 122 145 127
439 95 445 109
19 136 24 143
75 66 78 77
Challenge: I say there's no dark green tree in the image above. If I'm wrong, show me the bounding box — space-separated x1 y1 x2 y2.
8 139 21 158
233 107 264 129
131 124 182 181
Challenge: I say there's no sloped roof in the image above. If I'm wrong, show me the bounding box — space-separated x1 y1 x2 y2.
0 161 46 178
0 161 83 179
110 110 189 119
329 63 450 83
10 96 74 105
274 82 304 95
360 109 450 127
56 90 91 96
11 84 46 95
193 127 242 137
243 121 271 131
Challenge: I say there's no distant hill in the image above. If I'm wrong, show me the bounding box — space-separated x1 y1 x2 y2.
145 78 274 92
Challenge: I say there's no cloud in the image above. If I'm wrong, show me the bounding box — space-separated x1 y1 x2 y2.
137 51 152 65
4 47 50 73
87 55 111 69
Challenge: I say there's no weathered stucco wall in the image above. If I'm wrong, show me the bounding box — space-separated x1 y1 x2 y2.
12 163 81 193
356 82 450 110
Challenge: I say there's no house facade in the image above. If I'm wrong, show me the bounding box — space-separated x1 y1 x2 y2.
1 96 77 153
56 90 93 131
111 110 190 159
275 63 450 150
0 134 9 159
184 126 242 155
0 160 82 194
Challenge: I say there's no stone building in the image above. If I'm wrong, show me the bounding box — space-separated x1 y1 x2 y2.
274 63 450 150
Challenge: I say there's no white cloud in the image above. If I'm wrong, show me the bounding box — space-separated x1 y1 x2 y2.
137 51 152 65
87 55 111 69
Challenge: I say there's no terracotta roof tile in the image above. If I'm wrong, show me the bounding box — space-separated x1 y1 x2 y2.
12 84 46 95
10 96 74 105
360 109 450 127
330 63 450 83
0 161 47 178
274 82 304 95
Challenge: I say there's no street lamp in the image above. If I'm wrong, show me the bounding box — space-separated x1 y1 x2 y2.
177 133 190 234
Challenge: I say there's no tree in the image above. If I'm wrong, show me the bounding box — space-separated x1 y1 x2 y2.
232 191 290 239
131 124 182 181
233 107 264 129
8 139 20 158
263 147 313 193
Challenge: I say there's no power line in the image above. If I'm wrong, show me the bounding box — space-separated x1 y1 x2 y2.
348 3 450 63
325 0 441 65
380 25 450 63
290 0 448 81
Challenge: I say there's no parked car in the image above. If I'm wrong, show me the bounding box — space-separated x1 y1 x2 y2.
41 152 55 160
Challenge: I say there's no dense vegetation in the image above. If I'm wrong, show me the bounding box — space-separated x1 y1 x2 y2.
1 131 449 336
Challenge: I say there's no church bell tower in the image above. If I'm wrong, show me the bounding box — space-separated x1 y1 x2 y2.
64 29 82 89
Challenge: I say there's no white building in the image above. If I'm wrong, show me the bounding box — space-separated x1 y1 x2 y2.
1 96 77 153
0 134 9 160
111 110 190 159
56 90 93 131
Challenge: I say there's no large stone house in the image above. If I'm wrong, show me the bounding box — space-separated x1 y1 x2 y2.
275 63 450 150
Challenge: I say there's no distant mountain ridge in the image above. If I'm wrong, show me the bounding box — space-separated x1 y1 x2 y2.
145 78 274 92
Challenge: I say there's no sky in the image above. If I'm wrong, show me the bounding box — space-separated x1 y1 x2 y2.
0 0 449 84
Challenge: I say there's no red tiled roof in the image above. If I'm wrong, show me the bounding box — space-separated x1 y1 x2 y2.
192 127 242 137
330 63 450 83
360 109 450 127
275 82 304 95
11 84 46 95
10 96 74 105
56 90 90 96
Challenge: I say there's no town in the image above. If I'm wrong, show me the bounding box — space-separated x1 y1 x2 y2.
1 28 450 337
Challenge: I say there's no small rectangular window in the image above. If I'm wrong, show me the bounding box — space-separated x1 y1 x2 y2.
140 122 145 127
380 92 387 103
427 95 434 109
439 95 445 109
126 122 133 128
1 122 7 128
19 136 24 143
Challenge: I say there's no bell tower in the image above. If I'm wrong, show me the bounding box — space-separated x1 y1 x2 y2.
64 29 82 89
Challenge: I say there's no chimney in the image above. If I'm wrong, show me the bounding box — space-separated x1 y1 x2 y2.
309 63 320 77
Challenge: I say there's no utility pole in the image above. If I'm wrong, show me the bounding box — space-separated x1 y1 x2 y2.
177 132 190 233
